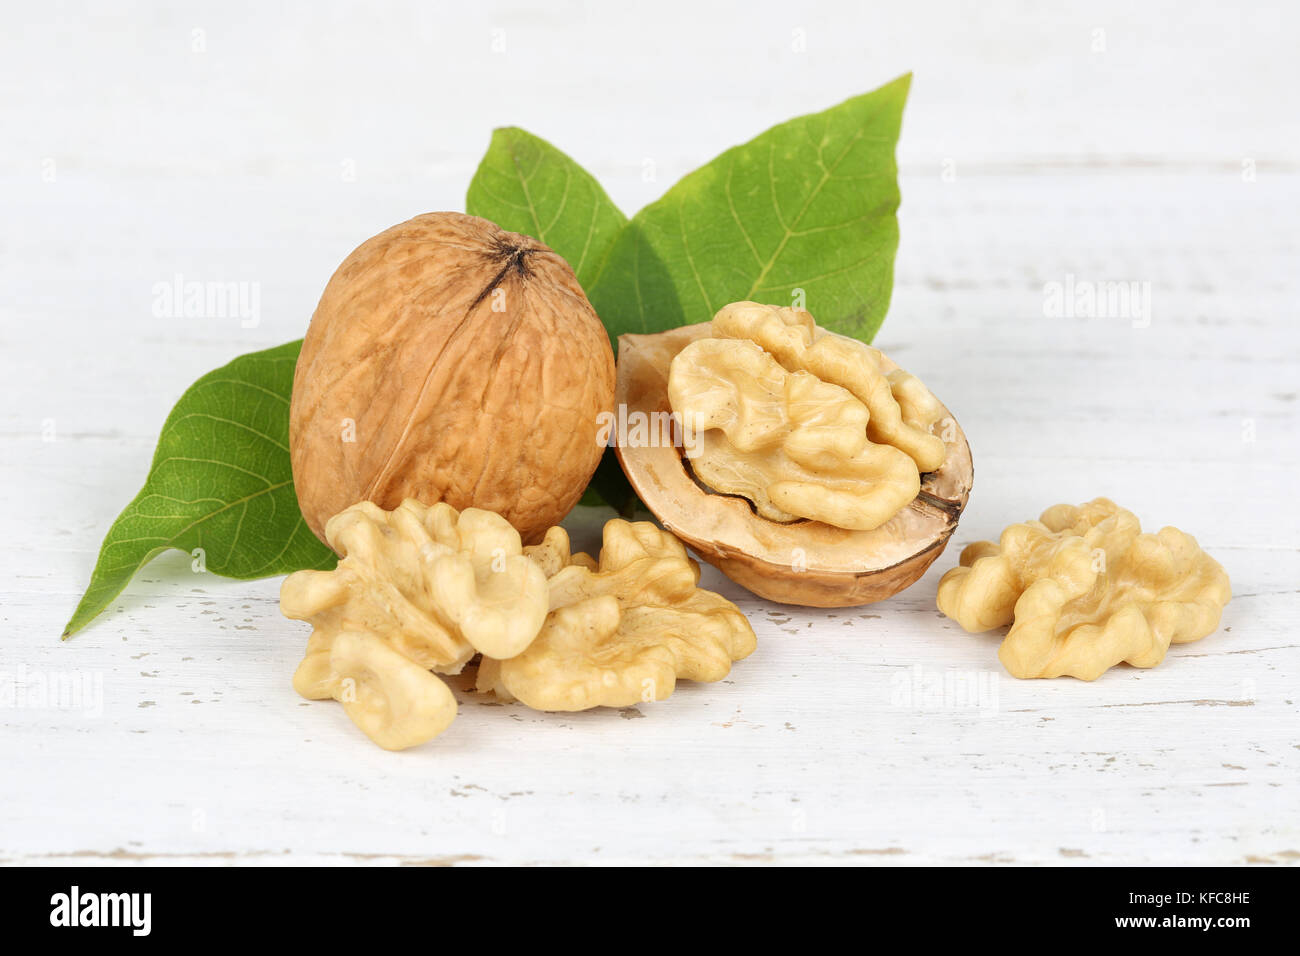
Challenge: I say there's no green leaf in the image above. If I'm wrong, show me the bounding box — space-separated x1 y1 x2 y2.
466 126 628 288
63 340 335 638
588 74 910 344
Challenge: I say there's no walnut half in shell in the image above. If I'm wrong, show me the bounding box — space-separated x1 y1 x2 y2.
615 316 973 607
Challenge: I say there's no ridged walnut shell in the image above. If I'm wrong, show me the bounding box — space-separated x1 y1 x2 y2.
615 323 973 607
291 212 615 545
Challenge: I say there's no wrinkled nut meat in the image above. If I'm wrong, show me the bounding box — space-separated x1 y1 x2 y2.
283 499 549 666
617 302 973 607
937 498 1231 680
294 631 457 752
281 498 550 748
669 337 922 530
290 212 615 546
281 501 755 748
705 301 948 473
476 519 757 711
522 525 599 578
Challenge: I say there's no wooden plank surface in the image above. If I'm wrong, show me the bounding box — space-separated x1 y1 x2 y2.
1 2 1295 865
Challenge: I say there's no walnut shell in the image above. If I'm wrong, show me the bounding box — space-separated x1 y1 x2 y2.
615 322 973 607
291 212 615 545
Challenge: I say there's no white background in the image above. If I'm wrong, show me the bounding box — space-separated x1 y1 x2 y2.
2 1 1296 864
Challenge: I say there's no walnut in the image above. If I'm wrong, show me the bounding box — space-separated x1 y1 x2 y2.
522 525 598 579
616 308 972 608
476 519 757 711
709 301 946 472
669 336 921 530
282 502 754 744
281 498 551 747
294 630 457 751
290 212 615 546
281 499 549 667
936 498 1232 680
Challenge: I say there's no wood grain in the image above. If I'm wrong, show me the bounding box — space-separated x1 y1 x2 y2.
1 2 1295 866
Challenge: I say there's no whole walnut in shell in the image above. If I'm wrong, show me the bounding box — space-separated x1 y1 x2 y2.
291 212 615 545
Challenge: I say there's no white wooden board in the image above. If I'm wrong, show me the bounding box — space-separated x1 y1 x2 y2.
1 2 1295 865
